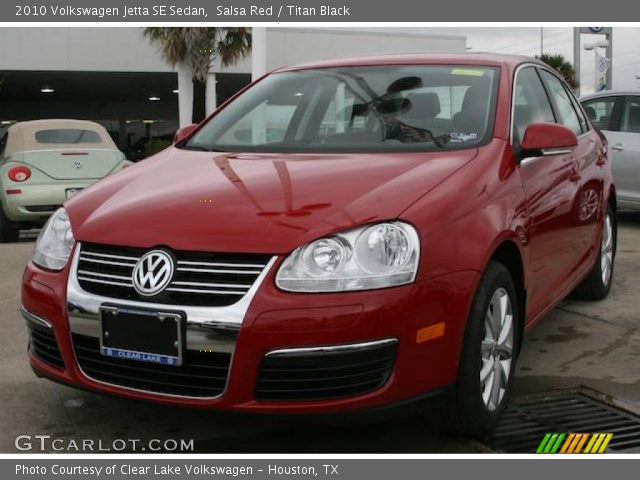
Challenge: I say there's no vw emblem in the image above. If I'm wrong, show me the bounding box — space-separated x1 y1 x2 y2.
132 250 174 296
73 161 83 169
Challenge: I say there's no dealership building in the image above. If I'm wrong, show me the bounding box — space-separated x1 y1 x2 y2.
0 27 466 158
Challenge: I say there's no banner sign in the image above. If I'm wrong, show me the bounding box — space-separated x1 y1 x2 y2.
595 51 610 91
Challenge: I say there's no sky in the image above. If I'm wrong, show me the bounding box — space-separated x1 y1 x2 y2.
334 27 640 95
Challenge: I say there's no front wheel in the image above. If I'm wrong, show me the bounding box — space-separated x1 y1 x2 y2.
444 261 520 436
572 203 616 301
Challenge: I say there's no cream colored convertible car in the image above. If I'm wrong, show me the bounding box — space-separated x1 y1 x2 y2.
0 120 129 241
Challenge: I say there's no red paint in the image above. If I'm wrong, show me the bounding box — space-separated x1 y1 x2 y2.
21 54 613 412
520 122 578 151
173 124 198 144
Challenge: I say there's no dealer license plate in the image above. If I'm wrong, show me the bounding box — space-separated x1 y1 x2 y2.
99 306 184 366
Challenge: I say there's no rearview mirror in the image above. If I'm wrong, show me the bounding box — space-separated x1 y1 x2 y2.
387 76 423 94
519 122 578 159
173 124 198 144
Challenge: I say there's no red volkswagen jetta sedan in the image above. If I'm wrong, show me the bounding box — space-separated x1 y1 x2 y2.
21 54 615 434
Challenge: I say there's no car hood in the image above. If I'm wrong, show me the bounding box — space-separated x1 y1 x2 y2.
67 147 478 254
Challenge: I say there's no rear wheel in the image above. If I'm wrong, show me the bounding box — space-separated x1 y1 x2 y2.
0 208 20 243
572 203 616 301
444 261 519 436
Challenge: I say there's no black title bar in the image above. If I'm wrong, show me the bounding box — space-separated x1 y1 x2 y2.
4 0 639 22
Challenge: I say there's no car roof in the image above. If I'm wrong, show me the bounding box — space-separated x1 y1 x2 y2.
4 119 117 157
274 53 543 72
8 119 107 132
580 91 640 101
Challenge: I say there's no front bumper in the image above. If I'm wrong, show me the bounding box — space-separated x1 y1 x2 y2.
21 251 479 413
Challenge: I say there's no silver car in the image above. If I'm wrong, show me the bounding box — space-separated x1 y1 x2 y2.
581 91 640 210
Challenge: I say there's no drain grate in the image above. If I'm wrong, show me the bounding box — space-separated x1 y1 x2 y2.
488 393 640 453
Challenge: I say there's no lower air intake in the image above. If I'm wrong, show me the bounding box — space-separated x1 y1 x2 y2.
255 340 397 402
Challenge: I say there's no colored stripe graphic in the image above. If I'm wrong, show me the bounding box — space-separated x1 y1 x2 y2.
549 433 565 453
536 433 565 453
536 433 552 453
584 433 613 454
559 433 575 453
584 433 599 453
598 433 613 453
538 433 613 454
563 433 587 453
573 433 589 453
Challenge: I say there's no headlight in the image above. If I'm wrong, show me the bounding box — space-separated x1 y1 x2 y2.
276 221 420 292
32 208 75 271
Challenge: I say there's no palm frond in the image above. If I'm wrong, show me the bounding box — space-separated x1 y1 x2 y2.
143 27 188 66
536 53 578 89
216 28 252 68
142 27 253 81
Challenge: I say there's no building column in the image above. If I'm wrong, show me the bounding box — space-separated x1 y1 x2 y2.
177 61 194 127
205 71 217 117
335 83 346 133
250 27 268 145
252 27 267 81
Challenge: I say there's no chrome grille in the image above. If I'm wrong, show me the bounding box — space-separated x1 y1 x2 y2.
76 243 272 307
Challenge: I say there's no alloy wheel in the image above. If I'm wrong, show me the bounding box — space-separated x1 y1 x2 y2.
480 287 514 412
601 213 614 286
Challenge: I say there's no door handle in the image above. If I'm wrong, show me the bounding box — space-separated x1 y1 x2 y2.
611 143 625 152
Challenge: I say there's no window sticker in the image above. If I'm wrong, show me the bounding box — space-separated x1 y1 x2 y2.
450 68 485 77
449 132 478 142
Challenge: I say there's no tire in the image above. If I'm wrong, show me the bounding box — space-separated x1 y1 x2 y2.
572 203 616 301
0 207 20 243
444 261 520 436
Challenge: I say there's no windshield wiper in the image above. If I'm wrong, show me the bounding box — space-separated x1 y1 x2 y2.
178 144 222 152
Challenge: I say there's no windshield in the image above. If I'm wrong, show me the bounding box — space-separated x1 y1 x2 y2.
185 65 499 153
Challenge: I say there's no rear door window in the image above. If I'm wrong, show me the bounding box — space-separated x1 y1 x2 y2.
621 96 640 134
35 129 102 144
564 84 589 133
581 97 618 131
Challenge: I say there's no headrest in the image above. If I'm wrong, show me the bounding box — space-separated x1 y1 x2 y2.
404 92 441 119
627 105 640 132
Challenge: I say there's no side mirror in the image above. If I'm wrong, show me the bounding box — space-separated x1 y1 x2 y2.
519 122 578 159
173 124 198 144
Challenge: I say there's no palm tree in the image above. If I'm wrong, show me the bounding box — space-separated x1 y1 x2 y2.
143 28 251 127
536 53 578 89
